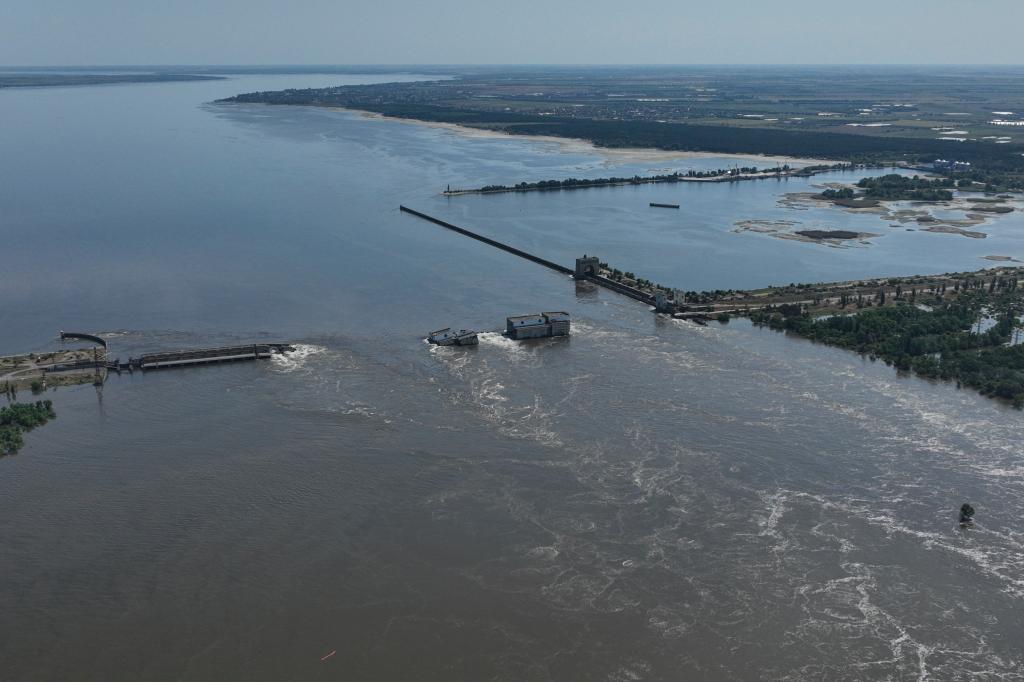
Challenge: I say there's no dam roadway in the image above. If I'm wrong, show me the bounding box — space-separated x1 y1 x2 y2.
399 206 656 306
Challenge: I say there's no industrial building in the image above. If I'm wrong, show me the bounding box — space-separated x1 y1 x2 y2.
427 328 479 346
505 312 571 340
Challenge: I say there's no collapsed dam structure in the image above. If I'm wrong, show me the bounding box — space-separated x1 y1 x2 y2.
128 343 294 370
60 331 107 348
399 205 1024 333
2 335 295 392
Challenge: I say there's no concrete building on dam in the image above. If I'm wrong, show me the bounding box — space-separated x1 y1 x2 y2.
505 312 571 340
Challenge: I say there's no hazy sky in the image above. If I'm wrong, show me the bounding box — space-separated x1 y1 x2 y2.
2 0 1021 66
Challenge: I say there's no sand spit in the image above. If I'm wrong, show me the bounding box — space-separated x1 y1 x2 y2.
734 219 800 234
733 219 878 247
923 224 987 238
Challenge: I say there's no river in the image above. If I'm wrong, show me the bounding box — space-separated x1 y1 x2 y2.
1 72 1022 680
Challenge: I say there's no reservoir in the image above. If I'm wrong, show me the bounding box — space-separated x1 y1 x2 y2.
1 72 1022 680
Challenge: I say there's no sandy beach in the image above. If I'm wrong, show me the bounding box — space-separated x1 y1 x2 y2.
345 108 835 167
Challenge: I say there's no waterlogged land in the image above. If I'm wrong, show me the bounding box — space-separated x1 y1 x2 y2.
775 180 1023 243
750 279 1024 408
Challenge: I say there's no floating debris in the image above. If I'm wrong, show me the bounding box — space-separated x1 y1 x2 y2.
959 503 975 528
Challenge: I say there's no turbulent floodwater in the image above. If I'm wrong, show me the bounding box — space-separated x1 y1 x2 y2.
1 73 1023 681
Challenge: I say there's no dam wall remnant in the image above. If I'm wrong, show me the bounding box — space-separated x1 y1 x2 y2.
399 206 573 276
400 206 657 307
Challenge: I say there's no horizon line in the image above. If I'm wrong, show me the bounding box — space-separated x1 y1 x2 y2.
3 62 1024 69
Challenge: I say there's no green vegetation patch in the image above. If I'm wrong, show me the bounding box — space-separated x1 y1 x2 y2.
0 400 56 455
856 174 955 201
969 205 1014 214
452 164 800 194
752 283 1024 408
820 188 882 208
219 68 1024 171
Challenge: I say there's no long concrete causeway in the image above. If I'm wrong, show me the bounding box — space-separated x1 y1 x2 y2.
399 206 655 306
399 205 574 275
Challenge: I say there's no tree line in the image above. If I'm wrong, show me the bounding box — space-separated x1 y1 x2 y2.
460 166 793 194
855 174 955 201
751 285 1024 408
218 90 1024 173
1 400 56 455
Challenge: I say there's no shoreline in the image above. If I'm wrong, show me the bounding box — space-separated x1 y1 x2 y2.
341 108 837 167
440 169 814 197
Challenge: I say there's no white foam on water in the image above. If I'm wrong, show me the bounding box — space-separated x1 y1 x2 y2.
475 376 508 407
972 466 1024 479
476 331 535 362
426 342 473 378
791 553 1022 679
668 317 718 336
757 490 788 541
569 319 628 341
337 403 378 419
791 490 1024 601
427 333 566 448
606 661 652 681
270 343 327 372
527 545 560 560
502 395 563 447
464 366 564 447
630 344 708 372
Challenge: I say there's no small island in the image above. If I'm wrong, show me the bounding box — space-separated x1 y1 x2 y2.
794 230 864 240
733 220 878 245
821 173 955 204
969 204 1014 214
